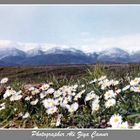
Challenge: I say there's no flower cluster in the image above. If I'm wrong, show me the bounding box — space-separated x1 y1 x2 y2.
0 75 140 129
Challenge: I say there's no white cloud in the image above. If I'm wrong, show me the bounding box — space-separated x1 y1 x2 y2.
79 33 140 53
0 34 140 53
0 40 70 52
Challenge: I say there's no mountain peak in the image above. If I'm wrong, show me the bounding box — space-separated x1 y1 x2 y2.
45 47 85 55
0 47 140 65
27 48 44 57
0 47 25 59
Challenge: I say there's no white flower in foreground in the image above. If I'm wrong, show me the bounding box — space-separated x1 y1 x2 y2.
0 103 5 111
105 98 116 108
31 88 40 95
92 101 99 113
40 84 50 91
28 87 35 91
62 98 69 105
46 88 55 94
53 90 62 98
68 102 79 113
118 121 129 129
72 84 78 90
132 122 140 129
113 80 119 86
3 89 16 99
109 114 122 128
30 99 39 105
85 91 96 102
40 91 47 99
22 112 30 119
25 96 32 101
0 77 8 84
46 106 58 115
130 78 140 86
122 85 130 91
104 90 116 100
10 94 22 101
56 114 63 127
132 86 140 93
42 98 57 109
74 90 85 101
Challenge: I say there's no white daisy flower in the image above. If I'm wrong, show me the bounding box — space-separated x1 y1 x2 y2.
46 88 55 94
0 77 8 84
105 98 116 108
40 84 50 91
30 99 39 105
31 88 40 95
132 122 140 129
109 114 122 128
54 90 62 98
85 91 96 102
3 89 16 99
132 86 140 93
74 90 85 101
10 94 22 101
72 84 78 90
42 98 57 109
130 78 140 86
28 87 35 91
104 90 116 100
68 102 79 113
118 121 129 129
46 106 58 115
22 112 30 119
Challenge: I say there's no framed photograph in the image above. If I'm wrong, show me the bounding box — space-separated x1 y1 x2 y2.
0 0 140 140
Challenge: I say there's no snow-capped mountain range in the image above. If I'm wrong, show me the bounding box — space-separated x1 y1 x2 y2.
0 47 139 66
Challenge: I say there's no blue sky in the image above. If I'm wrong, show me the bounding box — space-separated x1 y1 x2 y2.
0 5 140 52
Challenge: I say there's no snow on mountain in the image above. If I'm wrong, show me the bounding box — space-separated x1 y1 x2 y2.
97 47 130 63
0 46 140 65
99 47 129 57
0 47 26 59
26 48 44 57
44 47 85 55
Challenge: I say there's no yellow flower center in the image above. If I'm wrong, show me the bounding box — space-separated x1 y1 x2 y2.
114 118 119 123
138 87 140 90
134 79 138 83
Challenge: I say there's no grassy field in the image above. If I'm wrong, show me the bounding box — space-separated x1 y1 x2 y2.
0 64 140 129
1 64 140 83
